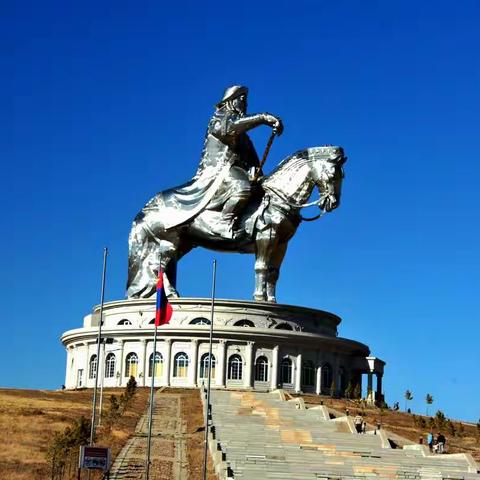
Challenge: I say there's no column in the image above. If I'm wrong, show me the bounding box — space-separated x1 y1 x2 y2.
84 343 90 387
367 372 373 403
118 340 125 387
140 339 147 387
164 339 172 386
294 353 302 393
270 345 279 390
65 347 71 389
315 365 322 395
376 373 383 402
216 340 226 388
189 339 199 387
244 341 254 388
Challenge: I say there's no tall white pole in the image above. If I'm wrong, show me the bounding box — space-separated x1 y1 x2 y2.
146 256 162 480
145 324 158 480
98 340 106 426
202 259 217 480
90 247 108 446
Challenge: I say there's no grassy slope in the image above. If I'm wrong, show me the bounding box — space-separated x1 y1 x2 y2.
0 387 217 480
0 387 149 480
298 394 480 462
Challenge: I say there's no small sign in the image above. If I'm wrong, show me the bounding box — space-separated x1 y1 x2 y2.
79 446 111 471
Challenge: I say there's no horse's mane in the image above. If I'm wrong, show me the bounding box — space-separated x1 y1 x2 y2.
262 149 311 187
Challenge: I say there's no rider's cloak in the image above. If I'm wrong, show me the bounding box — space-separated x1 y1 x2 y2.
138 109 261 230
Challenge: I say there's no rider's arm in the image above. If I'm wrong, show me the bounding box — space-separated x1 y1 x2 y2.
227 113 283 136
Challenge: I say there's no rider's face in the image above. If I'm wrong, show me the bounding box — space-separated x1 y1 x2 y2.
232 95 247 114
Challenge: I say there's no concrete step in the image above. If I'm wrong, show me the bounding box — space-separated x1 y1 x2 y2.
207 390 480 479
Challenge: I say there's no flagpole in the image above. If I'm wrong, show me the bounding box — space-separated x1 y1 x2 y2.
202 259 217 480
146 257 162 480
90 247 108 446
97 339 106 426
145 323 158 480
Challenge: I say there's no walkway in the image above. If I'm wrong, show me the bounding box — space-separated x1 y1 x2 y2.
208 390 480 479
109 391 188 479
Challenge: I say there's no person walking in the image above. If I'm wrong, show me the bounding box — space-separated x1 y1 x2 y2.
354 414 363 434
437 433 446 453
427 431 434 452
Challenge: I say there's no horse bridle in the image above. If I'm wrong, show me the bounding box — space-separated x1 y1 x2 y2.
262 185 327 222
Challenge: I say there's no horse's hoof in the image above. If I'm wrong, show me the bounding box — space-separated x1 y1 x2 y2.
253 293 266 302
267 297 277 303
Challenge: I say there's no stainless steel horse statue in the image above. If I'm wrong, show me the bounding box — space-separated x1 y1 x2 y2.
127 145 346 302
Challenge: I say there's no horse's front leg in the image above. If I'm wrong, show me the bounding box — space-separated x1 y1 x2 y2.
254 229 274 302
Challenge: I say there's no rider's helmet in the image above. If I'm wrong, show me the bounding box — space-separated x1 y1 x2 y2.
216 85 248 108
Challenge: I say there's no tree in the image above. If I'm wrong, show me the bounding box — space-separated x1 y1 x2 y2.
329 378 337 399
435 410 446 430
425 393 433 416
353 383 361 400
404 390 413 412
47 416 91 479
344 381 353 399
120 376 138 412
446 419 456 437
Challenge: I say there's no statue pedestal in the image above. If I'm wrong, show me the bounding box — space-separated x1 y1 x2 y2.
61 297 385 399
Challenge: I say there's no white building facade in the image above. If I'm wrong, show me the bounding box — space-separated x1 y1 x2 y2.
61 298 385 400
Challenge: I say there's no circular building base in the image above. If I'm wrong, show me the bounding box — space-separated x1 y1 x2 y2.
61 298 384 399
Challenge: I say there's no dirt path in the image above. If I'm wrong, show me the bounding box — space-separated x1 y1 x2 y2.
110 392 188 479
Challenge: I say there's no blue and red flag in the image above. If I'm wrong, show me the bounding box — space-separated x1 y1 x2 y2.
155 267 173 327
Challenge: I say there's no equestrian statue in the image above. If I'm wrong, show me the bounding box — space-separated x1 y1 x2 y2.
127 86 346 302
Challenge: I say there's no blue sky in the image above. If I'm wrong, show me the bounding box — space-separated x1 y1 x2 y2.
2 1 479 421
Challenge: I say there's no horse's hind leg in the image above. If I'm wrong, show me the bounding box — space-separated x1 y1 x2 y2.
127 221 160 298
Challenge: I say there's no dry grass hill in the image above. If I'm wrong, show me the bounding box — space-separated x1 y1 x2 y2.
0 387 216 480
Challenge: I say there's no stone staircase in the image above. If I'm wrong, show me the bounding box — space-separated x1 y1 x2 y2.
206 390 480 480
109 390 187 479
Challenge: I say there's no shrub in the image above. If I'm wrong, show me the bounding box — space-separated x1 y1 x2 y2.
353 383 361 400
435 410 446 430
47 416 91 479
344 381 353 399
446 420 456 437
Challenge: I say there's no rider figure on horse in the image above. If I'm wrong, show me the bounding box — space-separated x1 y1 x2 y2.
204 85 283 232
162 85 283 235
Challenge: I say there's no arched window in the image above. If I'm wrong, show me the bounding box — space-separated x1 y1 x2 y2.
228 354 243 380
125 353 139 378
173 352 189 378
190 317 211 325
199 353 216 379
89 354 97 379
280 357 293 384
275 323 293 330
148 352 164 377
234 319 255 327
255 356 269 382
105 353 116 378
321 363 333 391
301 360 315 387
118 319 132 326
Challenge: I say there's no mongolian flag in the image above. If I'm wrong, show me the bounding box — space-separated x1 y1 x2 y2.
155 267 173 326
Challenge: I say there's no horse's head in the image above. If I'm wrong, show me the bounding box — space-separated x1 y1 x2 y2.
310 146 346 212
